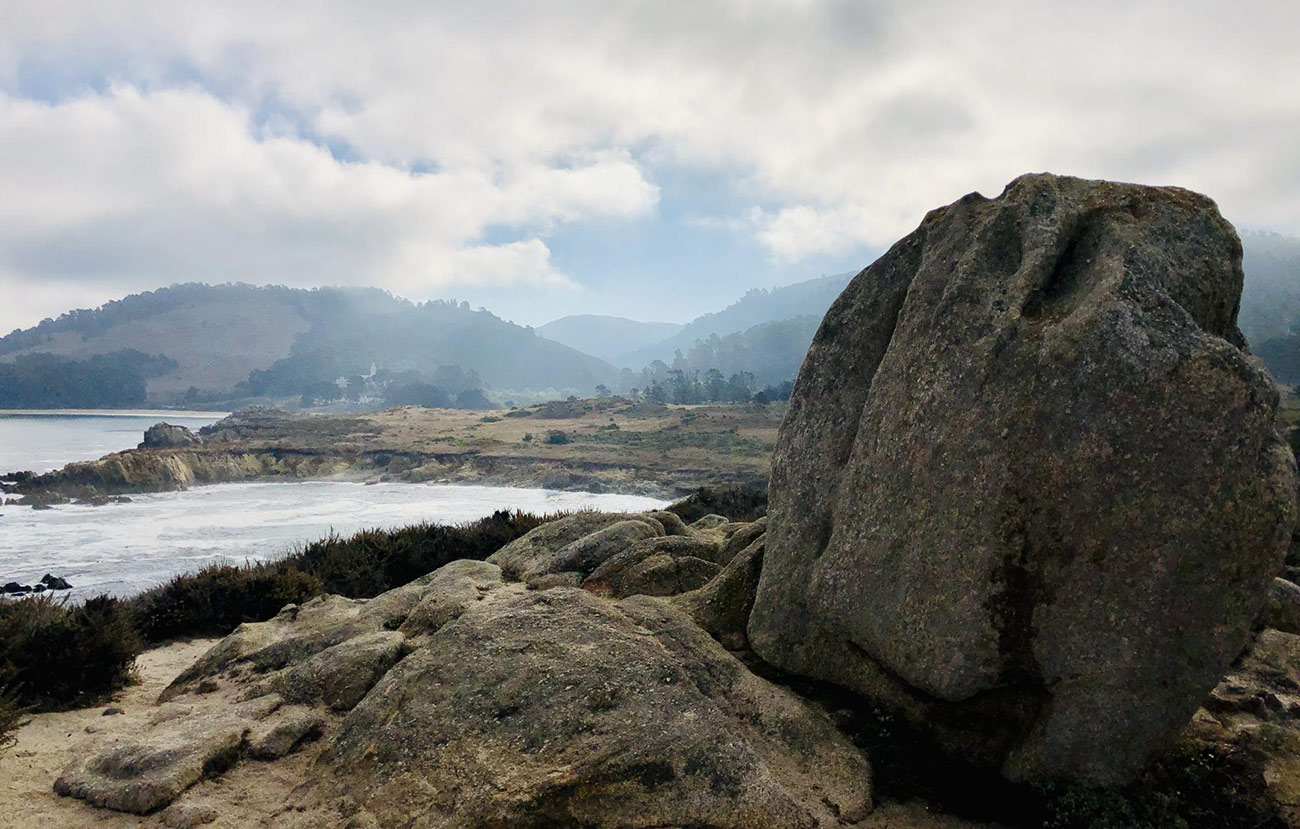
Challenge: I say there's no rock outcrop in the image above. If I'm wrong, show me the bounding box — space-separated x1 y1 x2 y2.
749 173 1298 785
139 423 202 449
56 513 867 826
323 585 870 827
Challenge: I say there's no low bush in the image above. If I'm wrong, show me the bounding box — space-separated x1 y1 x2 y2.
129 509 553 643
0 594 141 710
668 485 768 523
291 509 552 598
0 689 24 750
130 563 322 643
544 430 571 445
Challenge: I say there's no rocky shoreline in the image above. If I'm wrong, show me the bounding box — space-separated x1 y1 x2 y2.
1 402 779 506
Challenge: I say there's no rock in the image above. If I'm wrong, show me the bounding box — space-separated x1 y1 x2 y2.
139 423 201 449
689 514 730 531
487 512 661 580
40 573 71 590
161 588 425 702
645 510 690 536
673 537 765 650
54 715 248 814
1260 578 1300 635
396 559 503 638
31 583 45 592
320 584 871 828
272 630 407 712
490 517 661 581
3 582 30 594
749 173 1299 786
718 516 766 563
102 707 124 717
248 706 326 760
582 536 723 598
1189 630 1300 823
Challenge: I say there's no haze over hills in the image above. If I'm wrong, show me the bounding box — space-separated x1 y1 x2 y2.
617 273 855 368
0 284 618 407
535 316 682 365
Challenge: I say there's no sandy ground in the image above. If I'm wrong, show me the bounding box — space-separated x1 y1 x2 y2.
0 639 326 828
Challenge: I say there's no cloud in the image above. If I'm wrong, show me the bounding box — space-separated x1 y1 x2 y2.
0 0 1296 329
0 85 653 309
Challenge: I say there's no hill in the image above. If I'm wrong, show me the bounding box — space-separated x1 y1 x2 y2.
618 272 854 367
1237 233 1300 384
535 315 682 365
0 284 618 407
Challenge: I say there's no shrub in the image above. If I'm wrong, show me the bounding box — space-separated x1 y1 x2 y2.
668 485 768 523
0 594 142 710
290 509 552 598
544 430 571 445
130 563 322 644
0 689 24 750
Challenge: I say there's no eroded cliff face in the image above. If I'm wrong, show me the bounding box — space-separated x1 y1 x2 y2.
748 173 1298 786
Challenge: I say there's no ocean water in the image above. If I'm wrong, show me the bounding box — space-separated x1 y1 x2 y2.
0 412 667 599
0 481 667 599
0 410 227 475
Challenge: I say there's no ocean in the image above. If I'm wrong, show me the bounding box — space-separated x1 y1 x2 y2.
0 412 666 599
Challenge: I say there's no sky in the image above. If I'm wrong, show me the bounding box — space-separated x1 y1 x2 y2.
0 0 1297 334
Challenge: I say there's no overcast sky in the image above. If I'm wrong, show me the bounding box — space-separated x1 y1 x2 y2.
0 0 1297 334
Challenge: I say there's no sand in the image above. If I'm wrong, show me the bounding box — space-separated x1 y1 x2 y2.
0 639 325 828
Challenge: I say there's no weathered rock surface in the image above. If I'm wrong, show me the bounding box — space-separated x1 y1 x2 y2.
320 584 871 828
140 423 202 449
1261 578 1300 636
750 173 1298 785
53 713 249 814
583 535 724 598
487 512 663 580
674 536 766 650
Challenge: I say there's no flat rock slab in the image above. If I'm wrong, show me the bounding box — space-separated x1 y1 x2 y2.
54 715 248 815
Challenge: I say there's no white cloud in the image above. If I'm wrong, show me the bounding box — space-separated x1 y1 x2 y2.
0 85 654 322
0 0 1297 328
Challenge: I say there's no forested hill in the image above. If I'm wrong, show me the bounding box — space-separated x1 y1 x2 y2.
0 284 618 407
1239 233 1300 384
619 272 854 368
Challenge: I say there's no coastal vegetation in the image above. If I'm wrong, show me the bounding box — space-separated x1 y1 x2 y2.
0 594 141 712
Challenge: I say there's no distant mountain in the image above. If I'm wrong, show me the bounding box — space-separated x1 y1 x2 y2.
639 316 822 389
621 272 854 368
536 315 682 365
1241 232 1300 347
0 284 618 407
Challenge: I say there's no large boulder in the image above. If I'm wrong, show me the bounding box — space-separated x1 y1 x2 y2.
749 173 1298 785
